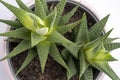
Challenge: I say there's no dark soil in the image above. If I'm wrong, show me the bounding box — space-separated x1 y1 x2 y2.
10 1 99 80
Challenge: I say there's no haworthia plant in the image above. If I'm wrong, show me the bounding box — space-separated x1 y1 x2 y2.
61 14 120 80
0 0 120 80
0 0 80 75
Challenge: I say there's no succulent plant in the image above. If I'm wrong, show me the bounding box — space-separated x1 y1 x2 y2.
0 0 120 80
61 14 120 80
0 0 80 75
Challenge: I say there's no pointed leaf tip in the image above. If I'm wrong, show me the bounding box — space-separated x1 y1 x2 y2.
67 56 77 80
50 44 69 72
92 63 120 80
0 40 31 62
105 28 113 38
75 13 89 43
79 50 89 79
57 19 81 34
60 6 78 25
16 48 37 75
84 29 113 49
35 0 47 19
0 19 22 28
89 14 110 40
37 41 50 73
16 0 32 12
54 0 67 26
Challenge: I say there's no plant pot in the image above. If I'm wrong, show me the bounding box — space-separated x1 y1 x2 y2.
0 0 105 80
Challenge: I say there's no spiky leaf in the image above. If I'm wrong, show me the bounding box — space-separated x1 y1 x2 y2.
36 41 50 73
89 15 109 40
105 38 119 43
5 38 20 43
0 1 31 29
57 19 81 34
61 49 69 60
47 31 80 58
81 67 93 80
0 40 31 61
92 62 120 80
16 0 32 12
16 48 37 75
67 56 77 80
0 19 22 28
0 27 31 40
79 50 89 79
44 8 57 33
49 43 69 71
31 32 47 47
105 43 120 51
54 0 67 26
0 1 44 31
35 0 46 19
75 13 89 43
60 6 78 25
44 11 54 28
84 29 112 49
40 0 48 14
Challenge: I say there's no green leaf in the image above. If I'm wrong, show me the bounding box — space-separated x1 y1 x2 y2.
81 67 93 80
0 27 31 40
36 41 50 73
92 62 120 80
0 19 22 28
67 56 77 80
89 15 110 40
35 0 46 19
79 50 89 79
16 48 37 75
0 0 26 22
93 46 117 62
75 13 89 43
0 40 31 61
47 31 80 58
44 9 56 28
105 38 119 43
49 43 69 71
61 49 78 80
31 32 47 47
54 0 67 26
84 29 112 49
57 19 81 34
44 12 53 28
0 1 35 30
72 27 79 42
5 38 20 43
49 8 57 30
16 0 32 12
105 43 120 51
40 0 49 14
60 6 78 25
61 49 69 60
44 8 57 33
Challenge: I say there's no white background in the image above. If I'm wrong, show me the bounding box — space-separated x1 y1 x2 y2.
0 0 120 80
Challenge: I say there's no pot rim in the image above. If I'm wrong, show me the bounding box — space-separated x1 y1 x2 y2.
2 0 104 80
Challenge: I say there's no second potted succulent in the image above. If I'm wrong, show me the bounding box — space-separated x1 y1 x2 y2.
0 0 120 80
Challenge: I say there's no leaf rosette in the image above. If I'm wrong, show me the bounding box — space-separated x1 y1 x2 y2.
0 0 80 75
0 0 120 80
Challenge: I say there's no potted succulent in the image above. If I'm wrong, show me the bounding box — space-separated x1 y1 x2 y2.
0 0 120 80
